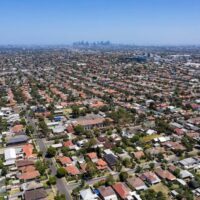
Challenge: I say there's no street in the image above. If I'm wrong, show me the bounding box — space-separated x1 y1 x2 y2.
26 111 72 200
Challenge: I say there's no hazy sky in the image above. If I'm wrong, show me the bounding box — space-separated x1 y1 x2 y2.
0 0 200 45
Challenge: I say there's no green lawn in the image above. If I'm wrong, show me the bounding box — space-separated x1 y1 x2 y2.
150 182 170 199
139 134 159 143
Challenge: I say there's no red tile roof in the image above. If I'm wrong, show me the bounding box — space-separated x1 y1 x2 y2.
96 159 108 170
12 124 24 133
22 144 34 158
155 168 176 181
112 182 130 199
57 156 72 165
63 140 74 147
87 152 97 160
19 165 36 173
19 170 40 180
65 165 80 175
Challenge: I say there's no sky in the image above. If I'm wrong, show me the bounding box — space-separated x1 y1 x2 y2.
0 0 200 45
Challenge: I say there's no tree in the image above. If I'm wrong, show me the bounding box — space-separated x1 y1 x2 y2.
46 146 56 158
181 136 193 152
47 176 56 185
116 160 122 172
85 138 97 149
173 168 180 177
119 171 129 182
141 189 166 200
109 108 133 124
54 194 66 200
38 119 49 137
61 146 70 156
157 191 166 200
56 168 66 178
35 160 47 175
135 166 142 173
86 162 97 178
74 125 84 134
155 118 170 134
37 151 43 157
105 175 115 186
122 158 132 168
149 162 155 170
71 105 80 118
157 152 164 161
1 167 8 176
25 125 34 135
96 146 102 157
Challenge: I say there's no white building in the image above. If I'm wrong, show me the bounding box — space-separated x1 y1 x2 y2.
4 148 16 165
80 188 98 200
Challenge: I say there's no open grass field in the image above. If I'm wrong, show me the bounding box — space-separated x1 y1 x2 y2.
150 182 170 199
139 134 159 143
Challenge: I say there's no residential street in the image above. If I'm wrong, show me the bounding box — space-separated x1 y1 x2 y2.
27 112 72 200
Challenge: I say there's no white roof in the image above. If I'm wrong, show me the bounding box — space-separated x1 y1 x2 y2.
4 148 16 161
52 126 65 133
51 143 63 148
146 129 156 135
158 136 170 142
177 178 187 186
55 105 63 109
180 170 194 179
47 122 60 126
104 149 115 156
80 189 98 200
4 160 15 166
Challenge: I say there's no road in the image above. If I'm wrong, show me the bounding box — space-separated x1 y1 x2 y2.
67 160 153 190
26 111 72 200
37 138 72 200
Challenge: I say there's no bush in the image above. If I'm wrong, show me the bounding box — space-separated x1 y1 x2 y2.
47 176 56 185
119 171 128 182
56 168 66 178
46 146 56 158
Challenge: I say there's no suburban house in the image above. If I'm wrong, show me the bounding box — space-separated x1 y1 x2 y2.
112 182 132 200
155 168 176 181
127 177 147 191
140 171 161 185
98 186 118 200
79 188 99 200
104 154 118 170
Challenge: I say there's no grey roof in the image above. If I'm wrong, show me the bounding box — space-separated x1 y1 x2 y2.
7 135 29 145
179 157 197 166
104 154 117 166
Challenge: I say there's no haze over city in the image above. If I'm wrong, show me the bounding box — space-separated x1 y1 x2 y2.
0 0 200 45
0 1 200 200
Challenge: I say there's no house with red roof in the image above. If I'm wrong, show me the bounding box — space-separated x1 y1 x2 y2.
96 159 108 170
155 168 176 181
57 156 72 166
65 165 81 176
87 152 98 162
63 140 75 149
19 170 40 181
112 182 132 200
22 144 36 159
